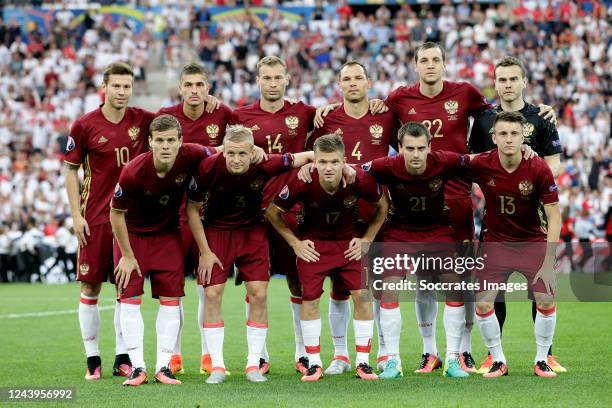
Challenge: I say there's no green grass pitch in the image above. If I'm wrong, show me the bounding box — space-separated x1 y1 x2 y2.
1 279 611 407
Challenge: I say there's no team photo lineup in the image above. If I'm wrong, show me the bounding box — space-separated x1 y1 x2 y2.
66 46 566 386
1 2 610 405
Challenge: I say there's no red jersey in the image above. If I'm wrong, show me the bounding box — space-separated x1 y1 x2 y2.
110 143 215 235
230 100 316 206
189 153 294 228
307 106 399 164
385 81 490 198
157 103 233 222
274 169 383 241
363 151 470 231
64 106 155 227
468 150 559 242
156 103 232 147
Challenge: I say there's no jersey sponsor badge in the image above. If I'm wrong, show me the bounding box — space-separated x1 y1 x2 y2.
114 183 123 198
66 136 75 152
279 185 290 200
189 177 198 191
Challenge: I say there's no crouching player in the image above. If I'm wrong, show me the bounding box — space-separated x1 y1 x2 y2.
469 111 561 378
186 125 315 384
362 122 473 379
266 134 388 382
110 114 217 386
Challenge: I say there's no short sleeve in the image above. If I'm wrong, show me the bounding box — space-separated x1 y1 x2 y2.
466 83 491 115
384 86 403 114
260 153 294 177
355 169 383 203
362 156 392 179
273 178 305 212
537 160 559 205
110 170 135 212
538 119 563 156
64 119 86 166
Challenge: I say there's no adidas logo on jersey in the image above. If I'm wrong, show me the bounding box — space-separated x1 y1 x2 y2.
98 136 108 144
408 108 417 115
488 179 496 187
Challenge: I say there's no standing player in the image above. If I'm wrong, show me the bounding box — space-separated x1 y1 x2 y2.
362 122 473 379
156 63 233 376
307 61 398 374
110 115 217 386
230 56 316 373
468 111 561 378
186 125 316 384
351 42 555 373
64 62 154 380
469 56 565 374
267 134 388 382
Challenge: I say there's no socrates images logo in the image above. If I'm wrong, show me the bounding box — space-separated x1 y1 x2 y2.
67 136 75 152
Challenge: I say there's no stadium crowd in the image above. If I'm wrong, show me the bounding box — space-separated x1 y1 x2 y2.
0 1 610 282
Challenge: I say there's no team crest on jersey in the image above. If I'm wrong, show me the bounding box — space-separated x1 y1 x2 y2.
250 178 264 191
522 123 534 143
444 100 459 115
370 124 383 145
344 195 358 209
79 263 90 275
114 184 123 198
285 116 299 130
67 136 75 151
206 124 220 141
175 173 187 186
429 178 443 192
279 185 290 200
518 180 533 197
128 127 140 141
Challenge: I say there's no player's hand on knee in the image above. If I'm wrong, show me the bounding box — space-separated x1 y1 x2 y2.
314 103 340 128
292 240 320 262
368 98 389 114
204 94 220 113
533 264 557 296
199 251 223 285
537 103 557 125
297 163 314 183
344 237 368 261
114 256 141 289
74 216 90 247
251 146 267 164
